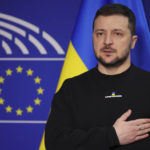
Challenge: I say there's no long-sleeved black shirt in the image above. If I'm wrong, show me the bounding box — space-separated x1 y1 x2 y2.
45 64 150 150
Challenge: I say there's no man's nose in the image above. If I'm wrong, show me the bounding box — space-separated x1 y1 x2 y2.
104 34 113 45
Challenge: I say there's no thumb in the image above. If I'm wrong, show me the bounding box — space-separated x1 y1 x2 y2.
119 109 132 121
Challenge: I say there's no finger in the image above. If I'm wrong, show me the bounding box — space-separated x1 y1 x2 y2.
139 123 150 130
135 134 149 142
129 119 150 126
137 128 150 136
119 109 132 121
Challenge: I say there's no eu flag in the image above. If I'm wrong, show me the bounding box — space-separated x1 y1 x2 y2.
0 10 65 149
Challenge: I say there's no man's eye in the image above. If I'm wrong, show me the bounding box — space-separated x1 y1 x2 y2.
115 32 121 36
97 32 103 36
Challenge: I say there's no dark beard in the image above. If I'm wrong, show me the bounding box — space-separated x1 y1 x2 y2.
96 50 130 68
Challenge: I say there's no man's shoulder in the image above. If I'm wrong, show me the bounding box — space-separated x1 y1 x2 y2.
63 66 97 86
132 64 150 80
70 67 97 81
133 64 150 75
58 67 97 93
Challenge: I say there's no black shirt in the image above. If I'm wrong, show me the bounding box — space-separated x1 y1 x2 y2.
45 64 150 150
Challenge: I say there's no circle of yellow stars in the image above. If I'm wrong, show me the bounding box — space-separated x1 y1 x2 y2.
0 66 44 116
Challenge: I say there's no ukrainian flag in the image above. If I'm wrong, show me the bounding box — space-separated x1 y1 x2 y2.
39 0 150 149
112 92 116 96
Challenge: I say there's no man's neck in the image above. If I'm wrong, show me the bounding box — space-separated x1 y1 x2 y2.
98 61 131 75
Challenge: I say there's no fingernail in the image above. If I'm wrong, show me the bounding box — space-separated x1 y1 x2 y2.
128 109 131 112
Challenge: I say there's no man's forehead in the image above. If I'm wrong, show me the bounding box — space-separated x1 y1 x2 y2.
94 15 129 30
95 14 128 20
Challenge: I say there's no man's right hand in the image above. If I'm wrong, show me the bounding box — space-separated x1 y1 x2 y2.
113 109 150 145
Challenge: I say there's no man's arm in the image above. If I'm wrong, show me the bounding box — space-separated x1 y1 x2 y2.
45 80 119 150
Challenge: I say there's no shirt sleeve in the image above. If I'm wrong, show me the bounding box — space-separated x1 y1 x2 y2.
45 79 120 150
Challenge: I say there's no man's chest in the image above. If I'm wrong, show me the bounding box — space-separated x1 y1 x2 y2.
71 83 150 128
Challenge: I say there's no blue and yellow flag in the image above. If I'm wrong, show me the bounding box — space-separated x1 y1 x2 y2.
40 0 150 149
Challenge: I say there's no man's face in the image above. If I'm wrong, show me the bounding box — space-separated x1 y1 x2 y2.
92 15 137 67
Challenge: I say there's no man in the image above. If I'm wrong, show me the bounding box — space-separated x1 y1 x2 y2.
45 4 150 150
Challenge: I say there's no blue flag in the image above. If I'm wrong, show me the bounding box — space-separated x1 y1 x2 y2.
72 0 150 71
0 3 65 150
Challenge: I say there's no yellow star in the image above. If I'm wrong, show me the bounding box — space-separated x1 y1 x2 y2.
16 66 23 73
34 98 41 105
0 76 5 84
6 105 12 113
26 106 33 113
34 76 41 84
0 98 4 105
37 87 44 94
27 69 33 76
16 108 23 116
6 69 12 76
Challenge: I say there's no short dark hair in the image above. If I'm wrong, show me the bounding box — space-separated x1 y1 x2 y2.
93 3 136 35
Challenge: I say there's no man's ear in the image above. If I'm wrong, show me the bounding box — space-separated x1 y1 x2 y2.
131 35 138 49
